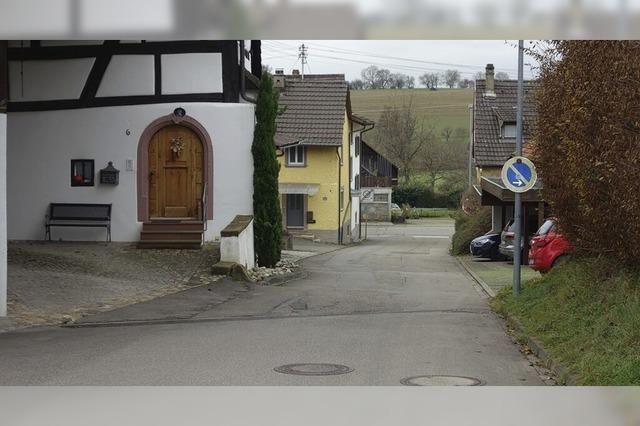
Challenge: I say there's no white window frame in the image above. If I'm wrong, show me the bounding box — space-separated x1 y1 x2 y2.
502 123 517 138
286 145 306 166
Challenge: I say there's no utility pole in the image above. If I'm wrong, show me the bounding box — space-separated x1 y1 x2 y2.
298 44 308 79
513 40 525 297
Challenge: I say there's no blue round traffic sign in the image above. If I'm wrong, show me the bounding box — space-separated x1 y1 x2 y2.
501 156 537 193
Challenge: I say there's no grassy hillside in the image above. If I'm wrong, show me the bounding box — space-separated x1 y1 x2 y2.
350 88 473 144
492 258 640 385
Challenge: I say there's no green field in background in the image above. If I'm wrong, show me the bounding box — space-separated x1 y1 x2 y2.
350 88 473 144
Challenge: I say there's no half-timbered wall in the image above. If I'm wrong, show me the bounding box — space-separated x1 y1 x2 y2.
7 40 245 111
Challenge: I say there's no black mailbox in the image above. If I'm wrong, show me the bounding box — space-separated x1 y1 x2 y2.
100 161 119 185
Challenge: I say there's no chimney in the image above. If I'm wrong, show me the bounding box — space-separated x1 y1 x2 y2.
291 69 300 75
484 63 496 98
274 68 285 89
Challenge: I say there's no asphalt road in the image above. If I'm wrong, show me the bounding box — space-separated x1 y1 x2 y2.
0 219 543 385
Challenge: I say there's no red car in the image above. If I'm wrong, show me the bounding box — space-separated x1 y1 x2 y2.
528 218 571 272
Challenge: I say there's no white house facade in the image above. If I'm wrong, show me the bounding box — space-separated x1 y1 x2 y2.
4 40 262 246
348 114 374 241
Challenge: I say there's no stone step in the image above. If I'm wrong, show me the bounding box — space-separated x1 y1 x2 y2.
140 230 204 241
137 240 203 249
142 221 205 232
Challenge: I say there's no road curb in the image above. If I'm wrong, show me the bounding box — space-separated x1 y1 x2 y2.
501 314 578 386
455 256 496 297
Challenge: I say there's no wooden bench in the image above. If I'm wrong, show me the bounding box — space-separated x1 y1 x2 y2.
45 203 112 242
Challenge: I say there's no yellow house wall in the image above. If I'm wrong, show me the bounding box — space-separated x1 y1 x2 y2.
277 112 352 235
278 145 340 231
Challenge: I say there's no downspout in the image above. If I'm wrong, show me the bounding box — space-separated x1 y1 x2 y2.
239 40 256 104
336 146 342 244
468 102 474 187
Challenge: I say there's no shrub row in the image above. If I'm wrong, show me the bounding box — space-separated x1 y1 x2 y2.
534 41 640 266
392 184 463 209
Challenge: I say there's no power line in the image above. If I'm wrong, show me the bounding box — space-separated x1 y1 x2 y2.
299 41 529 75
261 41 536 80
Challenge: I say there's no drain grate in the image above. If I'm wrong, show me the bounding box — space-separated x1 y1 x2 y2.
400 375 484 386
274 363 354 376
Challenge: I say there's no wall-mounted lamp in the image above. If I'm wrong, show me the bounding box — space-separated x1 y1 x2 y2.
173 107 186 118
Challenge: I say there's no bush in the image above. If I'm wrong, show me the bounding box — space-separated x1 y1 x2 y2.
534 41 640 266
407 208 453 219
450 188 491 255
392 183 462 209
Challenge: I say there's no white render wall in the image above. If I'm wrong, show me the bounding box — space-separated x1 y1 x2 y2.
96 55 155 97
9 58 95 101
7 102 255 242
350 131 361 239
0 113 6 316
161 53 223 95
220 219 255 270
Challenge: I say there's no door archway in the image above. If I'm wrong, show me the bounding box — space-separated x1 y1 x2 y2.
137 113 214 222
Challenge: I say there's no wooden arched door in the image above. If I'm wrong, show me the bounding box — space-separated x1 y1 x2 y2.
148 125 204 219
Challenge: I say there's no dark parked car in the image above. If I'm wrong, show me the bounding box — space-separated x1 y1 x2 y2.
470 232 502 260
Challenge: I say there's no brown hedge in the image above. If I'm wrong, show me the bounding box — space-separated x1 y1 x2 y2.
533 41 640 266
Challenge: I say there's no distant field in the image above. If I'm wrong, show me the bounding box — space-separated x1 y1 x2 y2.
350 88 473 144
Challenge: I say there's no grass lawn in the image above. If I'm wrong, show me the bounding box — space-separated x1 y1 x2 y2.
467 258 540 295
350 88 473 143
491 258 640 385
410 208 453 218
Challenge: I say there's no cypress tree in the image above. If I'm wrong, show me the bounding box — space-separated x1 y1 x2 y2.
252 72 282 267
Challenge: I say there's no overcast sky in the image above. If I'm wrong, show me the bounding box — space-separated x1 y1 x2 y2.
262 40 539 82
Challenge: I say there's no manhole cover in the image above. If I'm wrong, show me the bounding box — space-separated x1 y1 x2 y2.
400 375 483 386
274 363 354 376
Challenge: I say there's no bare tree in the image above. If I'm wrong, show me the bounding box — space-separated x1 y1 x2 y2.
473 71 484 81
495 71 510 80
420 127 468 192
349 79 365 90
419 72 440 89
375 99 431 184
443 69 460 88
458 78 474 89
404 75 415 88
374 68 392 88
361 65 379 89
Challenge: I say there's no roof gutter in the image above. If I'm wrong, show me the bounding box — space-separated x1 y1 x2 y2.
239 40 256 104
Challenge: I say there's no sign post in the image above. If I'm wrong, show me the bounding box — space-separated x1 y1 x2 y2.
513 40 526 297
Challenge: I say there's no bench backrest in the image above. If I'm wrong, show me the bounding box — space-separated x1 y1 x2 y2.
49 203 112 221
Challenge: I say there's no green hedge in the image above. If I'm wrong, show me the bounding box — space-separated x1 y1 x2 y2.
392 185 462 209
451 206 492 255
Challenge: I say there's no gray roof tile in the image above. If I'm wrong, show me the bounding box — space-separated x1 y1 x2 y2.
473 80 538 167
275 74 348 147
